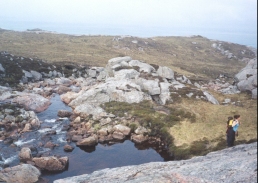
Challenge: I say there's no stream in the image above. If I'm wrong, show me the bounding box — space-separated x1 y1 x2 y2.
0 94 172 182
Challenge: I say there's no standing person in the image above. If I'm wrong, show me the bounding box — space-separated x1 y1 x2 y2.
226 116 234 147
232 115 241 137
226 116 233 134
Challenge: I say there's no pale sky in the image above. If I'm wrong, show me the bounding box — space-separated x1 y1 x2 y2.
0 0 257 46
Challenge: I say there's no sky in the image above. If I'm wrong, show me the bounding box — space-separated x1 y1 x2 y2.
0 0 257 46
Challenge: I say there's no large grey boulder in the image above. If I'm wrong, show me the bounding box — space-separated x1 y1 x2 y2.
106 56 132 77
135 78 160 95
114 69 140 80
235 68 257 81
128 60 155 73
69 79 151 117
157 66 174 80
234 58 257 97
237 75 257 91
0 164 41 183
54 142 257 183
30 70 42 81
107 56 132 67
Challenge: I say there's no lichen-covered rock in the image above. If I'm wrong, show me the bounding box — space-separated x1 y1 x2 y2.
0 164 40 183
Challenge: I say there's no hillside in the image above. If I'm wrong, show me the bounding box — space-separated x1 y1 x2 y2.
0 29 255 81
0 29 257 158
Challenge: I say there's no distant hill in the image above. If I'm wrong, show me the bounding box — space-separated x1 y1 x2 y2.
0 28 256 81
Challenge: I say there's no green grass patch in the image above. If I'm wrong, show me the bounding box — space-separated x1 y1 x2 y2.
102 100 196 150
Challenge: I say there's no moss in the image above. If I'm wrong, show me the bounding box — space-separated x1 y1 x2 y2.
128 123 138 132
189 139 209 156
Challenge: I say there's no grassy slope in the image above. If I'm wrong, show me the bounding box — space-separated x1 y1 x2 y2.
0 29 256 157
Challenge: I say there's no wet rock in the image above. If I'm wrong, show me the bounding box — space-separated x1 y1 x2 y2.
71 135 83 142
12 93 51 113
19 147 32 162
131 134 148 144
112 131 125 140
32 156 69 172
30 118 41 129
57 110 72 118
44 141 56 149
0 164 41 183
113 124 131 136
76 135 98 146
63 144 74 152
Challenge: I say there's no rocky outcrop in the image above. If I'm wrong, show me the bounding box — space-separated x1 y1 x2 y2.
0 164 41 183
54 142 257 183
235 58 257 98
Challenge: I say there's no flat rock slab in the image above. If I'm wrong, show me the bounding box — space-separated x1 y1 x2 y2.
54 142 257 183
